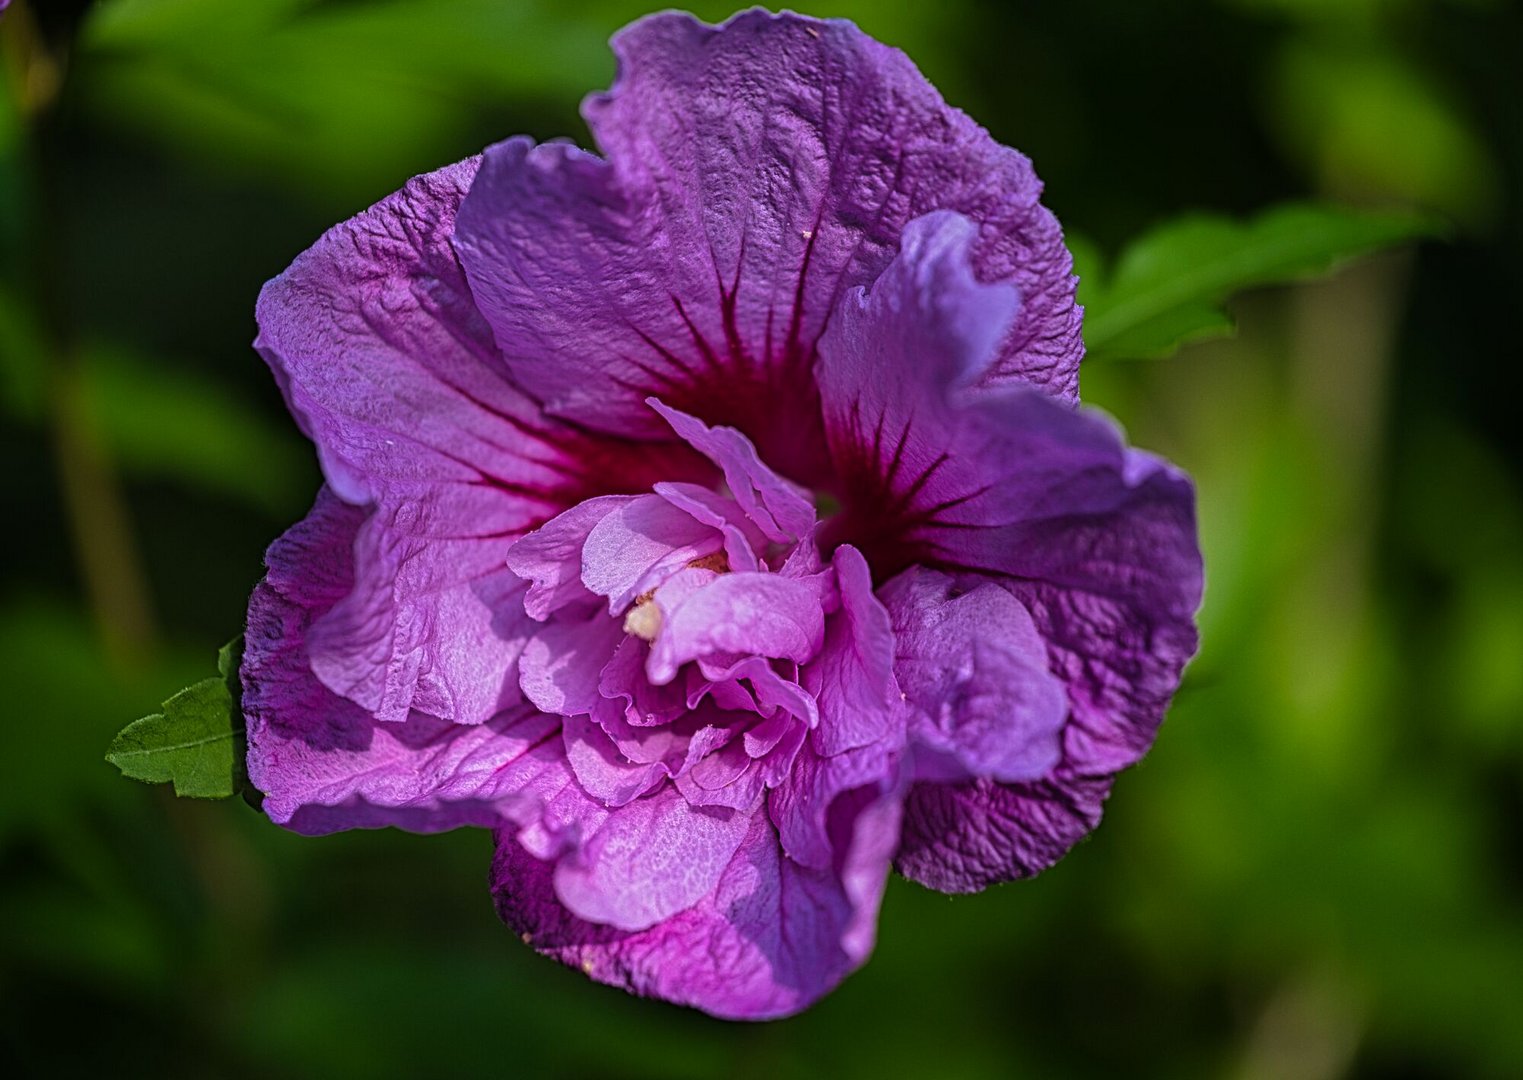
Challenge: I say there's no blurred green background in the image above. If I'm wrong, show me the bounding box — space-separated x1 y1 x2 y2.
3 0 1520 1076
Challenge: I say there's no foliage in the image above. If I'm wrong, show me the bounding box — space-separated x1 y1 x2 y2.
106 638 244 799
3 0 1520 1076
1079 202 1441 360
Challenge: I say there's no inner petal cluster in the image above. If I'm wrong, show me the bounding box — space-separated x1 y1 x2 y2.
506 400 879 818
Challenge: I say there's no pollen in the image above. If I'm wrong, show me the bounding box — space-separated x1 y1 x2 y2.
623 599 663 641
686 551 729 574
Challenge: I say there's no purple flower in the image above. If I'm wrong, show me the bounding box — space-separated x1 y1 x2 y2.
243 9 1202 1019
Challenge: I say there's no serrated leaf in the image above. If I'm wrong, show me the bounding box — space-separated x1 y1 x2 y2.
1083 202 1442 361
106 637 244 799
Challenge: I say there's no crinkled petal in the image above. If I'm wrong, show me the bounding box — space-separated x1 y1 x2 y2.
890 526 1199 890
676 741 765 811
881 568 1066 783
647 573 827 684
816 211 1201 890
242 488 557 834
649 399 814 542
696 654 819 728
590 695 735 772
1009 576 1203 777
257 161 705 722
519 615 625 717
820 212 1202 616
454 10 1078 484
494 739 610 862
492 791 900 1019
653 482 765 571
304 503 531 725
552 784 754 932
894 772 1113 893
256 159 549 512
506 495 631 620
582 493 722 613
770 735 903 872
597 636 691 727
562 713 666 807
802 544 898 756
256 157 704 521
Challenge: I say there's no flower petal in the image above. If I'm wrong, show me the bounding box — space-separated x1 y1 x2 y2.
551 784 753 932
648 399 814 542
653 482 765 572
257 160 706 723
880 568 1066 783
590 695 735 772
243 488 557 834
561 713 666 808
581 492 722 613
894 772 1114 894
518 615 625 717
492 791 899 1019
770 736 903 872
817 211 1201 889
505 495 631 621
597 636 690 727
820 211 1202 616
303 505 531 725
454 10 1078 483
256 158 698 517
802 544 898 756
892 546 1200 892
646 573 827 684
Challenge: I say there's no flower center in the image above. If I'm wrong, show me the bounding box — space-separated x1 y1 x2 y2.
620 550 732 642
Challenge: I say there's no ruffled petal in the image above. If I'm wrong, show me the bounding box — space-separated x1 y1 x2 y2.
256 160 707 722
590 11 1080 399
551 784 754 932
649 399 814 542
454 10 1078 484
894 772 1113 893
581 493 721 613
492 791 899 1019
518 615 625 717
770 736 903 873
505 495 631 621
889 556 1200 892
597 636 691 727
561 713 666 808
880 568 1066 783
590 695 734 771
802 544 899 756
242 488 558 834
820 212 1202 612
256 158 700 516
303 504 531 725
653 482 766 571
646 573 827 684
817 211 1201 890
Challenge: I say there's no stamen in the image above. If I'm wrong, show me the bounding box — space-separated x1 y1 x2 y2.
622 552 730 642
623 600 663 641
686 551 729 573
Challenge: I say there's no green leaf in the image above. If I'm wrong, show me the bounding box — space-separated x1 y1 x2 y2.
1082 202 1442 361
106 637 244 799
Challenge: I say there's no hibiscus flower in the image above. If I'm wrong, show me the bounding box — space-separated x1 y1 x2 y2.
243 9 1202 1019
